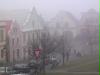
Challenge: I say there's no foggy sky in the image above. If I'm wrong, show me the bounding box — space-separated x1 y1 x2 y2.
0 0 99 20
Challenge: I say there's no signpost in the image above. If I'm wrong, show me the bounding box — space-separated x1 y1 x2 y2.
34 48 42 75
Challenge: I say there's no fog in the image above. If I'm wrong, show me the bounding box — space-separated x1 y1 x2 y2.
0 0 99 74
0 0 99 20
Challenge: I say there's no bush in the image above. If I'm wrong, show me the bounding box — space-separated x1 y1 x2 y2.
0 61 6 67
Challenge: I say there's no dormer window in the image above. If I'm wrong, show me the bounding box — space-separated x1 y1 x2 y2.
13 27 17 33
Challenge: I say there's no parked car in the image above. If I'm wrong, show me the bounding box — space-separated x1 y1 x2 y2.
11 64 31 74
0 66 13 75
46 56 59 69
0 67 7 73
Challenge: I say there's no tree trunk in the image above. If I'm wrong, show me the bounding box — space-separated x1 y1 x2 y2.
62 49 65 65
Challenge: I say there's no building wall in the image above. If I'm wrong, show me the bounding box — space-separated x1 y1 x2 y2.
0 21 11 62
21 30 43 61
22 31 34 62
9 21 23 63
0 26 6 61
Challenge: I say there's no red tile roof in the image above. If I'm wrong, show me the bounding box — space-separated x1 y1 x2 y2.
0 20 12 34
5 21 12 33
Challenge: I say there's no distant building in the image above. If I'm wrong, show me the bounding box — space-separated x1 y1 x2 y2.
48 11 78 37
75 9 99 55
0 8 45 63
21 7 45 61
0 20 12 62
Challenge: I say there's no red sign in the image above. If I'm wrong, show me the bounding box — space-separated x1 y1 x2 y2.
34 48 41 59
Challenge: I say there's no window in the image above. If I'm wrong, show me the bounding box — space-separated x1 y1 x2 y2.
1 49 4 58
17 49 20 58
23 34 26 42
13 27 17 33
23 48 26 60
0 29 4 42
28 49 31 55
12 39 15 45
16 38 19 45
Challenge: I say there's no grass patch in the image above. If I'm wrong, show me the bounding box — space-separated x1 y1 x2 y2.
45 72 99 75
54 55 99 72
68 60 99 72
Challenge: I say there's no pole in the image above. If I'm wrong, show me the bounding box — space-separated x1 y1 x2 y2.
42 50 46 75
62 31 65 65
41 32 46 75
62 49 65 65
